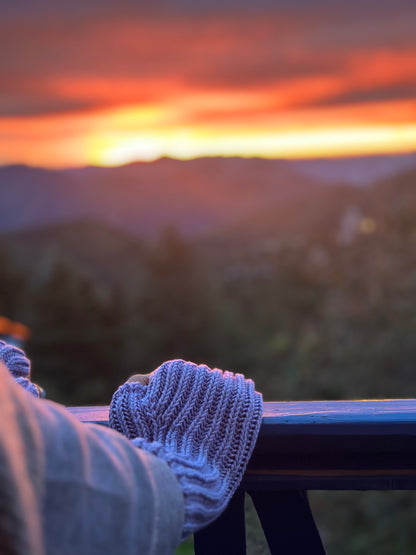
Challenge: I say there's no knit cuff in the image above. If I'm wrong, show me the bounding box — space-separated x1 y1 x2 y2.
132 437 228 539
0 340 42 398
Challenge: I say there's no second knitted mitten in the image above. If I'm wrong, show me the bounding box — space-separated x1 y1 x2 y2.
109 359 263 538
0 340 42 398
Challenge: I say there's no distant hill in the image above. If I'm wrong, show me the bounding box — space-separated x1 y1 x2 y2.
2 155 416 287
291 153 416 186
0 157 323 238
2 154 415 239
2 166 415 292
200 167 416 265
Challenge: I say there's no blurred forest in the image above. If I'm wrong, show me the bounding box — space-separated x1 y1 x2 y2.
1 168 416 553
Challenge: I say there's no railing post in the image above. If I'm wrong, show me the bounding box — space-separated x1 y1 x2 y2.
194 488 325 554
194 488 246 555
249 490 326 554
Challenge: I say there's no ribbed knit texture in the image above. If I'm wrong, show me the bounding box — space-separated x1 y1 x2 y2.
0 340 41 398
109 359 263 538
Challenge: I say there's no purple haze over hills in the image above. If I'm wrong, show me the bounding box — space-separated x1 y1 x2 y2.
0 154 415 238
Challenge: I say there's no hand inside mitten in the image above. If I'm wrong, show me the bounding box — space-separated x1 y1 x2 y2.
110 359 263 539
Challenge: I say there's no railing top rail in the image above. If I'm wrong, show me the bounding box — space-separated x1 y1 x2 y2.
68 399 416 425
68 400 416 491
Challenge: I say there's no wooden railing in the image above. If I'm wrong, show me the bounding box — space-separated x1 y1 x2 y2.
69 400 416 554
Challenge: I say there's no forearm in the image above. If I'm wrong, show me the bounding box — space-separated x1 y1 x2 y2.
0 363 184 555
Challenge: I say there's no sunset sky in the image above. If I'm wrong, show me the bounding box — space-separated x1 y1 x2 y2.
1 0 416 168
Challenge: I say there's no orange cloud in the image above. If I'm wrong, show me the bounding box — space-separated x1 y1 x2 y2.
0 8 415 166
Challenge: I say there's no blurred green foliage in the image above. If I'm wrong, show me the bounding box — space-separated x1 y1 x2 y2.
2 171 416 553
176 536 194 555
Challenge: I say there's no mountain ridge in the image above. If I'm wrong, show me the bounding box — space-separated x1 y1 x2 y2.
1 154 415 238
0 157 322 237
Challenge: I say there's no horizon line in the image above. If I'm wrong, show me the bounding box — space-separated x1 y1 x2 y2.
1 150 416 172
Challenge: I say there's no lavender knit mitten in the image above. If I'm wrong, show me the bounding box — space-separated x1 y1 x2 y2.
109 359 263 538
0 340 42 398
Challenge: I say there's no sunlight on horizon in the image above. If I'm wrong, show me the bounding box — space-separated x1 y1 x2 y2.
88 123 416 168
1 99 416 168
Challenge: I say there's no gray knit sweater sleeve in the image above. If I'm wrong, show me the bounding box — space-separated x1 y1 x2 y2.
110 359 263 538
0 360 184 555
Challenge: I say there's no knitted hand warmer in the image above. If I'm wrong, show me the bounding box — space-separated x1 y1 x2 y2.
109 359 263 538
0 340 41 398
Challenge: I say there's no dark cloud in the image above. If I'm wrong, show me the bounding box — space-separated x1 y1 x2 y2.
311 84 416 109
2 0 415 16
0 15 317 102
0 1 415 118
0 96 99 118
